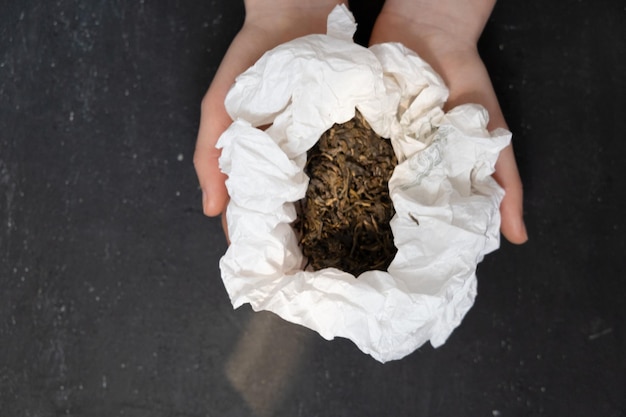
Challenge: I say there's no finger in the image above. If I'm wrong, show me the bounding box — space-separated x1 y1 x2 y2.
493 144 528 244
193 93 231 217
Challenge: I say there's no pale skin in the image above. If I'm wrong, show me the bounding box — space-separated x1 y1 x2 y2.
194 0 528 244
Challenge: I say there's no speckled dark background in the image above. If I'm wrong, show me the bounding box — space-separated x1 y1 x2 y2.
1 1 624 416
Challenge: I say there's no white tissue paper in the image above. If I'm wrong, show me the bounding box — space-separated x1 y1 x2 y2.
216 4 511 363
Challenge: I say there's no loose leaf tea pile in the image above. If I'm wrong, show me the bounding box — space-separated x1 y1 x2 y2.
298 110 398 276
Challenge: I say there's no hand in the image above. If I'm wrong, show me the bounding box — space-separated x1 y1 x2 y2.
370 0 528 244
193 0 347 237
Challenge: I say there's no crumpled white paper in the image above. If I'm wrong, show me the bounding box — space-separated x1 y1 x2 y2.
216 5 511 362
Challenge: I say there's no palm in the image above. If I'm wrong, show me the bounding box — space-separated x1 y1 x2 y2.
370 9 527 244
194 6 340 218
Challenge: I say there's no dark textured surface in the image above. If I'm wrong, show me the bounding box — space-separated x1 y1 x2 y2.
1 1 624 416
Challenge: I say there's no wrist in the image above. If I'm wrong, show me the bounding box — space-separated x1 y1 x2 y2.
244 0 347 35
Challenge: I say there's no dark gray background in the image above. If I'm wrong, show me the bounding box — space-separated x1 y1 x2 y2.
1 1 624 416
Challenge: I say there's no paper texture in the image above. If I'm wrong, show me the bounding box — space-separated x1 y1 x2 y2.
216 5 511 362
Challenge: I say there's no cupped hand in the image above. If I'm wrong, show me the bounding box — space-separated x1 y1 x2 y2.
195 0 527 244
370 0 528 244
193 1 347 235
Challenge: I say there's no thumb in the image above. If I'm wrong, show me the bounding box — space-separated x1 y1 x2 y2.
193 94 230 217
493 144 528 244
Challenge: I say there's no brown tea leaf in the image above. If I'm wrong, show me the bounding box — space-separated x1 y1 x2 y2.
296 110 398 276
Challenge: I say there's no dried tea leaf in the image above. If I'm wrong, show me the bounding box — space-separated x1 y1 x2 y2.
297 110 398 276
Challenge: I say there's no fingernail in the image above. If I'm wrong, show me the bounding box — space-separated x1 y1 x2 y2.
516 216 529 243
521 221 529 242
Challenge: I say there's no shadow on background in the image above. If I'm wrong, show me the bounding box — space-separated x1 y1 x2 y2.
226 311 313 417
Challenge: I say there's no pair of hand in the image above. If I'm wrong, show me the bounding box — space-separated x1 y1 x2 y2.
194 0 528 244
